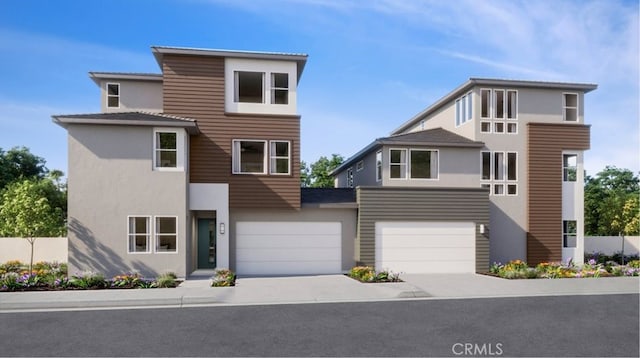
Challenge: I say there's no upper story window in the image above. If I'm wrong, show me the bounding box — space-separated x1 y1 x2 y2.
154 129 184 171
390 149 438 180
563 154 577 181
356 160 364 172
481 89 517 135
455 92 473 126
376 151 382 182
106 83 120 108
271 73 289 105
346 167 354 188
481 151 517 196
233 139 291 175
235 72 264 103
270 141 291 175
563 93 578 121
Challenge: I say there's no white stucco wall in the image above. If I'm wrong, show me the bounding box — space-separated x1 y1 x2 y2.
0 237 68 263
584 236 640 256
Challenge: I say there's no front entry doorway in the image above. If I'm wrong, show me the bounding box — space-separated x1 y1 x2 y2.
197 218 216 269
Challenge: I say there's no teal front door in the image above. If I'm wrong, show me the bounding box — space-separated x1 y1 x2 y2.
197 219 216 269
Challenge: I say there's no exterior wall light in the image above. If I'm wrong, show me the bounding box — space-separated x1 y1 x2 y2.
219 222 225 235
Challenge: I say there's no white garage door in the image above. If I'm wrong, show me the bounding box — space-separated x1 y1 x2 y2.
236 221 342 275
375 221 475 273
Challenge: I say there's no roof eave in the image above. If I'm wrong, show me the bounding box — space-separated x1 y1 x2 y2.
52 116 201 135
378 140 485 148
330 140 382 176
88 72 163 86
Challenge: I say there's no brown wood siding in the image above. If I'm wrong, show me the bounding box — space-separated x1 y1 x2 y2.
162 54 301 209
527 123 590 265
356 187 490 272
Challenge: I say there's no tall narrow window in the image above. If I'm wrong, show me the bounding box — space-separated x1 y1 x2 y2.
481 89 491 118
106 83 120 108
506 90 517 119
564 93 578 121
389 149 407 179
455 99 462 126
376 151 382 182
466 92 473 122
155 132 177 168
494 152 504 180
235 71 264 103
271 73 289 105
270 141 290 175
481 152 491 180
346 167 354 188
233 140 267 174
128 216 150 253
507 152 517 181
563 154 577 181
494 90 505 119
156 217 177 253
563 220 577 248
410 150 438 179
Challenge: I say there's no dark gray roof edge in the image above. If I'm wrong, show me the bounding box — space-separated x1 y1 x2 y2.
377 139 484 148
52 112 200 134
330 140 382 176
88 72 163 86
391 77 598 135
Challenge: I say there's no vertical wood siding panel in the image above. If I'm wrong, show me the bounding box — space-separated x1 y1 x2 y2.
162 54 300 209
527 123 590 265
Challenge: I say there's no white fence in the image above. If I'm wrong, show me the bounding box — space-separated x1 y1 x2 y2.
0 237 68 264
584 236 640 256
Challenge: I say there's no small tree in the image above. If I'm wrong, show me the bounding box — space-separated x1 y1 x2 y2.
309 154 344 188
0 179 63 273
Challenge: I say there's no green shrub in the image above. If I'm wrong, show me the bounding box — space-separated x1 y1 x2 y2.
211 269 236 287
348 266 401 282
154 272 178 288
110 273 153 289
69 271 107 289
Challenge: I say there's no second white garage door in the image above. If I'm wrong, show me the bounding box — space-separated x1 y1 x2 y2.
375 221 476 273
236 221 342 276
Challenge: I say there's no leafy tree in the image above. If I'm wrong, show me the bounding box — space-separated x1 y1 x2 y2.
0 146 48 189
308 154 344 188
300 161 311 188
0 178 66 273
585 166 640 236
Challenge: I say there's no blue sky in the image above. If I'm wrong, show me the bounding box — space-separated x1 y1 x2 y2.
0 0 638 176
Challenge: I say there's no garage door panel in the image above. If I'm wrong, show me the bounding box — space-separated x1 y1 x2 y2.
236 235 341 249
236 221 342 275
375 221 475 273
237 248 340 261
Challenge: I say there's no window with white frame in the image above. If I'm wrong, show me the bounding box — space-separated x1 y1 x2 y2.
563 220 577 248
494 90 505 119
128 216 150 253
482 151 518 196
154 131 178 169
270 141 290 175
156 217 177 252
356 160 364 172
389 149 407 179
507 122 517 134
233 140 267 174
271 73 289 105
482 89 518 135
410 149 438 179
347 167 354 188
455 92 473 126
563 154 577 182
506 90 517 119
481 122 491 133
376 151 382 182
106 83 120 108
480 89 491 119
563 93 578 121
235 71 264 103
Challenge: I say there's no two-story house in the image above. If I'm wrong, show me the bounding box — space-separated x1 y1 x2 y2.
333 78 596 271
53 46 357 278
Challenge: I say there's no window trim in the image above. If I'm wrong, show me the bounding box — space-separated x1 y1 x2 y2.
375 151 382 182
232 139 268 175
106 82 120 109
153 128 184 171
563 92 579 122
506 122 518 134
455 92 473 127
127 216 151 254
480 121 492 133
269 140 291 175
482 151 518 196
409 149 439 180
481 151 492 181
155 216 178 254
563 220 578 248
506 90 518 120
389 148 408 180
346 167 354 188
270 72 289 105
562 153 578 182
234 71 265 104
480 88 492 119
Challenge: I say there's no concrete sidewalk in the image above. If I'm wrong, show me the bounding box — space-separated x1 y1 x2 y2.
0 274 638 312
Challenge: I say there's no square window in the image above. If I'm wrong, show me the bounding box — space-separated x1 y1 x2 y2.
410 150 438 179
494 122 504 133
155 132 177 168
270 141 290 175
507 122 517 134
233 140 266 174
389 149 407 179
271 73 289 105
235 71 264 103
128 216 150 253
481 122 492 133
494 184 505 195
507 184 517 195
156 217 177 252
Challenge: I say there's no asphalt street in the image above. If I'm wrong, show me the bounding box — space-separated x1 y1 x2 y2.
1 294 638 357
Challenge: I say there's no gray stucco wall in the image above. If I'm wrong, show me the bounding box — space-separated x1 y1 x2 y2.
357 187 490 272
99 79 163 113
67 124 188 278
229 207 358 271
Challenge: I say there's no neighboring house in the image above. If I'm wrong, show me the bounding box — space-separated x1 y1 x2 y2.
333 78 596 270
53 46 595 277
